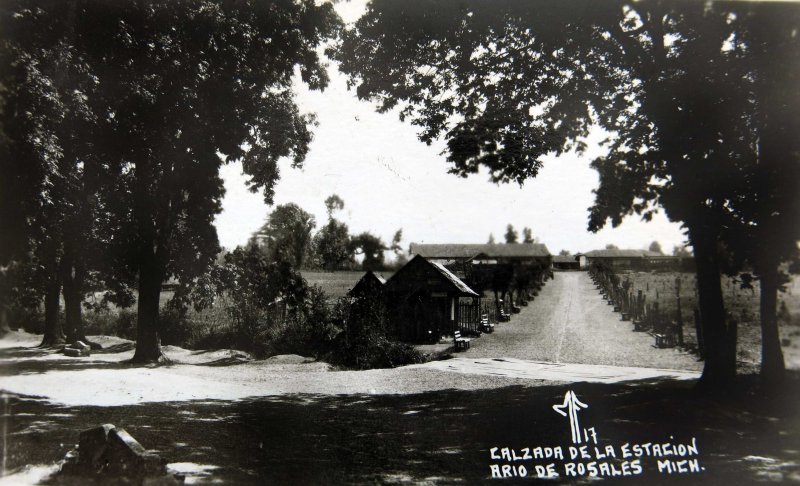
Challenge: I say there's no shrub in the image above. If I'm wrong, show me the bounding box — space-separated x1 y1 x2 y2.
11 306 44 334
329 294 422 369
82 309 136 340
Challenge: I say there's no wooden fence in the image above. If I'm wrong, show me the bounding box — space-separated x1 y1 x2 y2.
458 300 482 335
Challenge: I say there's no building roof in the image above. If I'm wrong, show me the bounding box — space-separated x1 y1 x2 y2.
428 261 479 296
409 243 551 259
552 255 578 263
386 255 479 297
348 270 387 297
583 249 662 258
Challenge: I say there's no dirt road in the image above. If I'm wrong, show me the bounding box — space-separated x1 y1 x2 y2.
464 272 703 371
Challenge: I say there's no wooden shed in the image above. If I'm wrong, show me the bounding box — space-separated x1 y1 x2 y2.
347 270 387 299
384 255 480 343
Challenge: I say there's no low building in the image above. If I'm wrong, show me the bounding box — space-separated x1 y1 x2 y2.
409 242 551 265
384 255 480 342
582 249 661 270
552 255 580 270
581 249 693 271
645 255 695 272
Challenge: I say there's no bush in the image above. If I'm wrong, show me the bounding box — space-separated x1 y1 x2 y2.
328 294 422 369
11 305 44 334
82 309 137 340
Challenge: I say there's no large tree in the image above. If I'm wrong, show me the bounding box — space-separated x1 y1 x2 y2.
255 203 317 269
0 2 106 347
3 0 340 362
719 5 800 385
334 0 800 388
315 194 353 270
504 224 518 244
350 232 387 271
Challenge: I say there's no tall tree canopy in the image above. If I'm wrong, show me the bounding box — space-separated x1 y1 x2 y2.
315 194 353 270
649 241 663 255
350 232 387 271
522 227 534 244
256 203 317 268
504 224 518 244
2 0 341 362
334 0 800 387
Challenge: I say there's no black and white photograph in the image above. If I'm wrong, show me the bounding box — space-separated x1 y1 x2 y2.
1 0 799 484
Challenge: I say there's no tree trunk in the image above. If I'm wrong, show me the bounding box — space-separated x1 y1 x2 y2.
62 255 80 343
0 307 8 337
690 224 737 389
62 258 101 349
758 263 786 386
0 270 9 337
131 250 166 363
40 269 65 347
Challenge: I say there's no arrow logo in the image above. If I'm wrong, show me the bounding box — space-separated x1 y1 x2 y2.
553 390 588 444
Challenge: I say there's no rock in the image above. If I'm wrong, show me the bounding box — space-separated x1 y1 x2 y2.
79 424 116 468
63 341 92 357
60 424 181 483
104 427 166 477
63 347 90 357
72 340 91 351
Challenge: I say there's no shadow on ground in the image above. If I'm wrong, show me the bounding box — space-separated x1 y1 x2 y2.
2 374 799 485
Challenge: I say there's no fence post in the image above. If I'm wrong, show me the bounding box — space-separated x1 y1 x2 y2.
675 276 684 348
693 306 704 358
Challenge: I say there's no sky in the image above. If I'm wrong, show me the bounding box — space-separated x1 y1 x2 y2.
213 2 688 257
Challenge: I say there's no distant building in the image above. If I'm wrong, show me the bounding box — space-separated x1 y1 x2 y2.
409 242 551 265
582 249 660 270
581 249 693 271
384 255 480 342
552 255 580 270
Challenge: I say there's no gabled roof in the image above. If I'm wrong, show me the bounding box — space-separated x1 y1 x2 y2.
410 243 551 259
386 255 478 297
428 261 478 296
583 249 662 258
348 270 387 297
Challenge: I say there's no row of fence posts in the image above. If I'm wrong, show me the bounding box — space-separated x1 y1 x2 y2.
588 266 704 355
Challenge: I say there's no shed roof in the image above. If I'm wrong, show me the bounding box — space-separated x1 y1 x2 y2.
583 249 662 258
429 261 479 296
410 243 551 259
348 270 387 297
386 255 478 297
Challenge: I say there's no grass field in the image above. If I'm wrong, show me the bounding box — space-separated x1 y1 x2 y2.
300 270 394 301
619 271 800 369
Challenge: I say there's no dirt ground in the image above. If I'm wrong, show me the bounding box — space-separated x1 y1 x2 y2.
1 373 799 485
465 273 704 370
1 272 799 484
464 272 799 373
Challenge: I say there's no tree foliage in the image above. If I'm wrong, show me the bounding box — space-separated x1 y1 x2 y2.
649 241 663 254
314 219 353 271
334 0 800 387
2 0 341 362
256 203 317 269
350 232 387 271
504 224 518 244
522 227 534 244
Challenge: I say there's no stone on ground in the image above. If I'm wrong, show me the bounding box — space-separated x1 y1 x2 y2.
60 424 180 483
